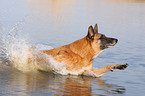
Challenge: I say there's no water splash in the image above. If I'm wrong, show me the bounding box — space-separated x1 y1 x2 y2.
0 23 31 71
0 22 68 75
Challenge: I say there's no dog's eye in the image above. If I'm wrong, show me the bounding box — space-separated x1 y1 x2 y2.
99 35 104 39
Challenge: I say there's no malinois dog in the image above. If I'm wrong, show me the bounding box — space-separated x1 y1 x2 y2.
42 24 128 77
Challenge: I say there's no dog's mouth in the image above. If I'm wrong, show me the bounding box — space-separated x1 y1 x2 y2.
100 38 118 49
106 40 118 48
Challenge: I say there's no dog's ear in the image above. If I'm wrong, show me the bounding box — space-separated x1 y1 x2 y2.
94 24 98 34
87 25 94 39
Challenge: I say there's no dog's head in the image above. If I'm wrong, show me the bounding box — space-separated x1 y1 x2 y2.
86 24 118 51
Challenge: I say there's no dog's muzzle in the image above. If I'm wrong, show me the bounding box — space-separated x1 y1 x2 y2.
106 38 118 47
100 38 118 50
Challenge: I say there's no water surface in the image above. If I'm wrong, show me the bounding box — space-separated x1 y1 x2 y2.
0 0 145 96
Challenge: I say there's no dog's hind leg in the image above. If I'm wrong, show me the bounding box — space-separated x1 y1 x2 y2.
92 63 128 77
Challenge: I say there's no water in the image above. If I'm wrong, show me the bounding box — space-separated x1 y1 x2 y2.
0 0 145 96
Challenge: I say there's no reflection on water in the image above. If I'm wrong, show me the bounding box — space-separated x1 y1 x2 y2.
0 69 125 96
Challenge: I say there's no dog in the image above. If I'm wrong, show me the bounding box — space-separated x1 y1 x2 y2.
42 24 128 77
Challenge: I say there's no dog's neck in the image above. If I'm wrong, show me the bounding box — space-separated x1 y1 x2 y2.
69 37 101 61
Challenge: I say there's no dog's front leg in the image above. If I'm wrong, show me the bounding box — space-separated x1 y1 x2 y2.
92 63 128 77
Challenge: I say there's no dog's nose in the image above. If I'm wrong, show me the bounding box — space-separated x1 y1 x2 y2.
115 39 118 43
111 38 118 43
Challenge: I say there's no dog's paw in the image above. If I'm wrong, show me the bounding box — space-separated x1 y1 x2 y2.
114 63 128 70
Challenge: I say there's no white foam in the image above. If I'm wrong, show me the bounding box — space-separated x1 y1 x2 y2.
0 24 69 74
33 50 69 75
35 44 53 50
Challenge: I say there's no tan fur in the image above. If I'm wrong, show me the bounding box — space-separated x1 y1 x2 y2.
42 24 128 77
43 37 95 74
